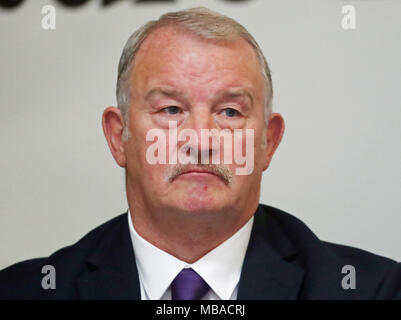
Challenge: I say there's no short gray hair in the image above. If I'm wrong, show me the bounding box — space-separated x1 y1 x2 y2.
116 7 273 140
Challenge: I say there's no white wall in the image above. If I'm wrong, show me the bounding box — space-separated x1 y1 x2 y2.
0 0 400 269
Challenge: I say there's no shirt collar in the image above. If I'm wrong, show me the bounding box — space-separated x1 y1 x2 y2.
128 210 254 300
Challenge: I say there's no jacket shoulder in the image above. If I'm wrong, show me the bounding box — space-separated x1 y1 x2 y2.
321 241 401 299
258 203 401 299
0 212 127 299
260 203 397 262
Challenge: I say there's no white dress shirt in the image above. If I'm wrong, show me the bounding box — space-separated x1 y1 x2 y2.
127 210 254 300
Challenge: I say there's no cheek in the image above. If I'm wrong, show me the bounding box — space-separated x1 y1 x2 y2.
253 124 268 157
229 129 254 175
146 165 168 189
126 126 157 176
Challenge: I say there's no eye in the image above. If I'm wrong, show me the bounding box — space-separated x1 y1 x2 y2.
161 106 181 115
221 108 240 117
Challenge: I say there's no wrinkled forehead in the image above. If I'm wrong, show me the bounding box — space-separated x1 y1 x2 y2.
130 26 265 100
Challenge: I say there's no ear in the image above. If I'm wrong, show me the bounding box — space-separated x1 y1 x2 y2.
262 112 285 171
102 107 127 167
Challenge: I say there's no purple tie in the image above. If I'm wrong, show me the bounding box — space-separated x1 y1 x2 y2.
171 268 210 300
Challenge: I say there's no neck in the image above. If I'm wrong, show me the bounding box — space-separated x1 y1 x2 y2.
127 198 257 263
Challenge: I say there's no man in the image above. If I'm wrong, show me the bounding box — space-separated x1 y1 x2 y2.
0 7 400 300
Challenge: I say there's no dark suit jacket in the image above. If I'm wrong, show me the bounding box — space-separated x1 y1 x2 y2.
1 204 400 299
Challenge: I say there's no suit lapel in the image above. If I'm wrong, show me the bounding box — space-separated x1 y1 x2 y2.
237 206 305 299
76 207 305 300
77 212 141 300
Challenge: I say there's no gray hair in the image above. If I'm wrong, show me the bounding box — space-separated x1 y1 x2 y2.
116 7 273 140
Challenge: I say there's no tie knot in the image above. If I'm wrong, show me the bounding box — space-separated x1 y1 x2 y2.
171 268 210 300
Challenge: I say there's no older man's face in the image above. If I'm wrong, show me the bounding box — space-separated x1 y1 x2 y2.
123 26 270 216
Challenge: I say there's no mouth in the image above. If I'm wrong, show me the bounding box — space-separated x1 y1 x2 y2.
174 166 223 182
179 169 219 178
168 165 232 185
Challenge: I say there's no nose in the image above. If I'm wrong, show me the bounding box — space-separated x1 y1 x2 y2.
178 106 219 164
189 104 216 132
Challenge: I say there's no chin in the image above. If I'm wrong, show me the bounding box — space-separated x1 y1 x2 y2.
177 196 228 215
163 180 232 214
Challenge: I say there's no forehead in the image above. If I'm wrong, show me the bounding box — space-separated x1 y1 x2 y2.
130 26 264 97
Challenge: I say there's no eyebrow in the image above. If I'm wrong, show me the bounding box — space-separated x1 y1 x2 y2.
144 87 185 102
216 88 254 106
144 86 254 106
